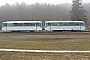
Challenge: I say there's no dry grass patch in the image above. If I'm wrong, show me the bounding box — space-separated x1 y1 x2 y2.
0 35 89 41
0 41 90 50
0 52 90 60
0 35 90 50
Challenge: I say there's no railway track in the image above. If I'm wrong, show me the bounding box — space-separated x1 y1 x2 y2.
0 31 90 36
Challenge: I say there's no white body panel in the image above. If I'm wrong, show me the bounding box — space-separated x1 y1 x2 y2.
2 21 42 31
45 21 86 31
2 26 42 31
45 26 85 30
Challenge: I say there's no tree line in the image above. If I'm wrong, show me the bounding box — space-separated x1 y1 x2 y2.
0 2 90 26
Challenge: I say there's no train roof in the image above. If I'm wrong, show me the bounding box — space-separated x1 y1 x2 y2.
3 21 42 23
45 21 85 23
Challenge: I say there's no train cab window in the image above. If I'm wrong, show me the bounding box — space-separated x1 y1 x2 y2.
13 23 18 26
3 23 7 27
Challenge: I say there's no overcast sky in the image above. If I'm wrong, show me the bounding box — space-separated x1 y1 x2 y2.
0 0 90 6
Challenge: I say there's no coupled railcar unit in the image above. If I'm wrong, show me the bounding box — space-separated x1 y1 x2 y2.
2 21 42 31
2 20 86 32
44 21 86 31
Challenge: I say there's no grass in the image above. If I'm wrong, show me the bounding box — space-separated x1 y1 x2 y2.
0 52 90 60
0 35 90 60
0 35 90 50
0 35 89 41
0 30 2 32
0 41 90 50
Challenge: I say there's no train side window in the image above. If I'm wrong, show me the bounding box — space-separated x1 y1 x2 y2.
39 23 41 26
60 23 63 26
52 23 54 26
63 23 65 26
32 23 35 26
48 23 51 26
13 23 18 26
30 23 35 26
30 23 32 26
46 23 48 26
65 22 69 26
75 23 79 26
68 22 71 26
63 22 68 26
57 22 63 26
52 23 57 26
36 23 40 26
69 22 71 26
7 23 13 26
69 22 75 26
24 23 29 26
19 23 23 26
57 23 60 26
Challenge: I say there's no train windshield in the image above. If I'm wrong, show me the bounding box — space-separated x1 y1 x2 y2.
2 23 7 27
80 22 85 26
